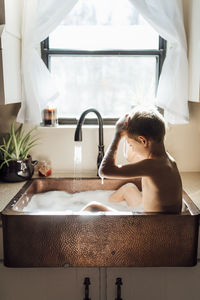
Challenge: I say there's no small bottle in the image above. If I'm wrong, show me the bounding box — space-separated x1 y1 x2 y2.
38 160 52 177
43 108 57 127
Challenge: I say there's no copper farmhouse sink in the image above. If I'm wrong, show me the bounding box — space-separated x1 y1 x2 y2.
1 178 199 268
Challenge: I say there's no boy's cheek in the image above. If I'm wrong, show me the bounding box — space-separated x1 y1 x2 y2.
123 141 133 159
125 149 135 162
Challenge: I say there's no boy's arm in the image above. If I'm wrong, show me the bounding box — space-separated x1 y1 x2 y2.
99 115 128 178
99 131 122 178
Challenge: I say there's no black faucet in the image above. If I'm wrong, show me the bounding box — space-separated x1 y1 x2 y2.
74 108 104 174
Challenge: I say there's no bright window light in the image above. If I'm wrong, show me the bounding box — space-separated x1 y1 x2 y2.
44 0 164 119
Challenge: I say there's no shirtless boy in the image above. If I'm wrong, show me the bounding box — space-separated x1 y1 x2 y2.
98 106 182 213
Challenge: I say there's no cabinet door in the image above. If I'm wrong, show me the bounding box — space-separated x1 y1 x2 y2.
163 264 200 300
0 227 3 260
185 0 200 102
0 0 22 105
106 267 165 300
106 264 200 300
0 0 22 38
0 264 99 300
0 27 21 104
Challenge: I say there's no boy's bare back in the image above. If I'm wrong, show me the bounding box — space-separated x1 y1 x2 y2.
99 106 182 213
139 155 182 212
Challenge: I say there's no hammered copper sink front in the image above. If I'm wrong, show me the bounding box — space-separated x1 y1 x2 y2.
1 178 199 268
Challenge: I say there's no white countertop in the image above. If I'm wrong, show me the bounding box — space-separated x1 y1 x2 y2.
0 181 25 212
180 172 200 209
0 172 200 213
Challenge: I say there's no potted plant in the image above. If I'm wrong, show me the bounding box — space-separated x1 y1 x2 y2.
0 121 38 182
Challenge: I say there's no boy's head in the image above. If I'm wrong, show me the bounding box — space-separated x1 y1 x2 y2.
126 106 166 143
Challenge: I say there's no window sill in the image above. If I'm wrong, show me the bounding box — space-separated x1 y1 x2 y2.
39 123 115 129
58 118 118 126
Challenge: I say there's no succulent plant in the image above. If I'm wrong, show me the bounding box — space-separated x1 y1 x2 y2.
0 121 38 169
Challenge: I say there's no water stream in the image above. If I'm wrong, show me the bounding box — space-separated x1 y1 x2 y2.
73 142 83 192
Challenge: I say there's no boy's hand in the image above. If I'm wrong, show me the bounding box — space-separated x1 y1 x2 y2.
115 114 129 136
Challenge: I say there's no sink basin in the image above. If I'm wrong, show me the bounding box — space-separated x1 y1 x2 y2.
1 178 199 268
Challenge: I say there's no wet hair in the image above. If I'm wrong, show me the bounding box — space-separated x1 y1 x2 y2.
127 106 166 143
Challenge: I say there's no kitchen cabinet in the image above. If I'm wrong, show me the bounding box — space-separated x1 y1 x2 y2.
0 224 3 260
0 0 22 104
0 264 100 300
0 0 22 38
106 268 165 300
184 0 200 102
0 26 21 104
1 263 200 300
106 265 200 300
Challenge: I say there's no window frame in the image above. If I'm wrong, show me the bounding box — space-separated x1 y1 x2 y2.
41 36 166 125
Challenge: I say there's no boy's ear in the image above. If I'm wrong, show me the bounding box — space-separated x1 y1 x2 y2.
138 136 148 147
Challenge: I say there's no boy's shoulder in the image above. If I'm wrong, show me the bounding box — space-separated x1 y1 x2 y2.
133 155 177 176
128 158 163 177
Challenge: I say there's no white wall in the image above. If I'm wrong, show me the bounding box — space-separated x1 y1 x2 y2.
29 101 200 175
29 125 126 175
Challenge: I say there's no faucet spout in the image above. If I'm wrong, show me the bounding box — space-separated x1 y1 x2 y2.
74 108 104 174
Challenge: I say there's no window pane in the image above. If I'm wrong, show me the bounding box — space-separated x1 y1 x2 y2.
49 0 159 50
50 56 156 118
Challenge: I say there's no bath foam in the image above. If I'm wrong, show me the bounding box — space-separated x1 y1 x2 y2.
22 190 143 213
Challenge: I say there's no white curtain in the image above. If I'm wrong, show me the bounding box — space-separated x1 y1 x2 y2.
18 0 188 124
17 0 78 124
129 0 189 124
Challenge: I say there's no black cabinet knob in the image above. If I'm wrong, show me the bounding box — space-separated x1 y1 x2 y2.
115 277 123 300
83 277 91 300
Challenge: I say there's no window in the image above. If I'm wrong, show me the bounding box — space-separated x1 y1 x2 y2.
41 0 166 124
